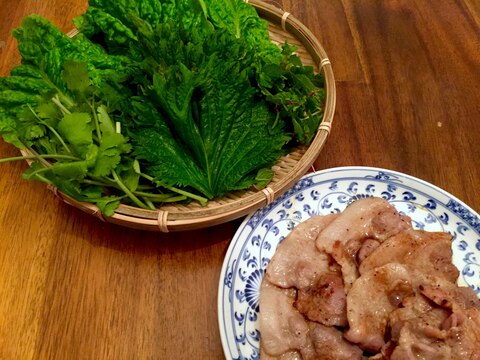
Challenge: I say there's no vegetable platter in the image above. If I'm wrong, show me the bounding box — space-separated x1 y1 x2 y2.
0 0 335 232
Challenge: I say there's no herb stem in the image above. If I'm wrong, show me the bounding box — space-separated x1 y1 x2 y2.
111 170 149 209
90 99 102 141
0 154 80 164
24 166 52 179
151 195 187 203
27 104 73 154
83 179 114 187
134 191 187 202
46 125 73 154
143 197 156 210
140 172 208 205
300 109 323 121
34 173 54 186
52 95 72 115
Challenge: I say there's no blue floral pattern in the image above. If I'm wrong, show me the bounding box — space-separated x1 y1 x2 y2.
218 167 480 360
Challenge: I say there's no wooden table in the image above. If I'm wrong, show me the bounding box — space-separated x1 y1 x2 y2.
1 0 479 359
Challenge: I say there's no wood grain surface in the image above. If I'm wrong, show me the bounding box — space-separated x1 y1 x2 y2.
0 0 479 359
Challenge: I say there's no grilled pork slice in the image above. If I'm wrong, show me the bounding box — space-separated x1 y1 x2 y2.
345 261 479 353
389 295 480 360
265 215 338 290
359 229 459 283
294 272 347 327
363 285 480 360
344 263 414 352
445 308 480 359
308 322 362 360
259 280 309 358
419 282 480 311
315 197 412 290
357 239 381 264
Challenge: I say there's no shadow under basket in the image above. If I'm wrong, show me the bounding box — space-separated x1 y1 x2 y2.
24 0 336 232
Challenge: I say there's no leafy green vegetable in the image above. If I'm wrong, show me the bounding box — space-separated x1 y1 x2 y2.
0 0 326 216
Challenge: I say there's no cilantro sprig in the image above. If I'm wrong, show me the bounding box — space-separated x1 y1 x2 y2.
1 58 206 214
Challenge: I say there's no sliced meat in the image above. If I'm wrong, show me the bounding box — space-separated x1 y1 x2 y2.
419 282 480 311
389 305 480 360
266 214 338 289
260 197 479 360
357 239 381 264
308 322 363 360
389 301 451 359
390 318 452 360
368 341 396 359
344 263 414 352
359 230 459 283
259 280 309 357
388 294 437 341
388 272 480 360
446 308 480 359
316 197 412 290
294 272 347 326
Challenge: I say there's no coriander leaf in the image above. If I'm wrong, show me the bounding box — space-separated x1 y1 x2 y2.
93 133 130 177
50 160 89 179
82 186 103 199
116 159 140 192
96 197 121 217
97 105 115 135
22 162 47 181
0 109 23 147
36 102 61 120
57 112 93 156
49 144 97 180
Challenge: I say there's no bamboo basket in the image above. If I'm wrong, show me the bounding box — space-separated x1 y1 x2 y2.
27 0 336 232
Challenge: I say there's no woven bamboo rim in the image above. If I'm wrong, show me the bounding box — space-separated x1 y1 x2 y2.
23 0 336 231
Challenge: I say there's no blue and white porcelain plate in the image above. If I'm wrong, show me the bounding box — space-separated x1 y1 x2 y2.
218 166 480 360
